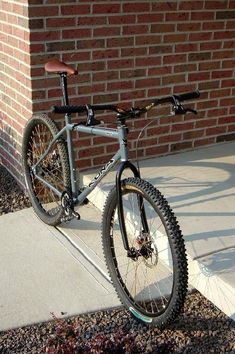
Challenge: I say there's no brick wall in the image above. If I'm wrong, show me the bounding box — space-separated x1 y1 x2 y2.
1 0 235 183
0 0 32 182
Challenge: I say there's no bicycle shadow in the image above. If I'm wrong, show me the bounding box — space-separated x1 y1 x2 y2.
137 142 235 320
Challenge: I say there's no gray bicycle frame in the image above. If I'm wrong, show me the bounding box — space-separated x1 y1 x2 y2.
32 115 129 206
32 113 148 251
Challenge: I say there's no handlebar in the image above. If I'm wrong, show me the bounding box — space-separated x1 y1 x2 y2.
51 90 200 124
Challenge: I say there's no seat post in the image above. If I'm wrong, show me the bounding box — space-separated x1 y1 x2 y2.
60 72 69 106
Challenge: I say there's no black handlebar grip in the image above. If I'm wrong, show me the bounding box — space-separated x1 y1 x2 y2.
51 105 86 114
175 90 200 102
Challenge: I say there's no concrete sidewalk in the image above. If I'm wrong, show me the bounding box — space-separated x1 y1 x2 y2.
0 141 235 331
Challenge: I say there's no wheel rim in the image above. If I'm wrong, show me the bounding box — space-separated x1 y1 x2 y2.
109 187 175 318
25 122 66 216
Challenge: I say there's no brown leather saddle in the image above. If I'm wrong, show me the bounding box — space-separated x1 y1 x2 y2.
45 59 78 76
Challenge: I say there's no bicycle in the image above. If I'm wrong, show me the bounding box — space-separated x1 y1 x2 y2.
22 59 200 327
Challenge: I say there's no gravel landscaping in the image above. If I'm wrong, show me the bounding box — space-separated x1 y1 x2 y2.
0 164 234 353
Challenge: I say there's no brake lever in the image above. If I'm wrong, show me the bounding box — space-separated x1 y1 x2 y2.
172 104 197 115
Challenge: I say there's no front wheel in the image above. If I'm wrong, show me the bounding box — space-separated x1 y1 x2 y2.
102 177 188 327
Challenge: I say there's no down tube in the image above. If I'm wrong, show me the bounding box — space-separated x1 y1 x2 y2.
76 150 121 205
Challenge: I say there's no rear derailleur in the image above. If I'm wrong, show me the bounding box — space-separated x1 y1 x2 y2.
61 191 80 222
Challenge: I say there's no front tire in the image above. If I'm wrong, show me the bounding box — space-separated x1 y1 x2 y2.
22 114 70 226
102 177 188 327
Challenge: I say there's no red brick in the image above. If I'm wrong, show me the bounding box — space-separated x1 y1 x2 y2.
29 6 59 17
93 27 120 37
164 34 187 43
213 50 234 59
61 4 90 15
149 66 172 76
123 3 150 12
108 58 134 70
166 12 190 21
79 146 104 158
191 12 215 20
93 49 119 60
188 72 211 82
107 81 133 91
174 63 197 73
108 15 135 25
79 16 106 26
146 145 169 156
183 130 204 139
135 78 161 89
93 4 120 13
214 30 235 39
179 1 204 10
136 35 162 46
162 74 186 85
218 116 235 124
63 29 91 39
194 137 215 147
93 93 119 104
30 31 60 42
222 78 235 87
46 17 76 27
137 14 163 23
152 2 177 11
177 22 201 32
159 133 181 143
151 23 176 33
175 43 198 53
135 56 161 67
205 1 229 9
189 32 213 41
120 68 146 79
170 141 192 152
206 126 227 136
207 108 228 117
202 21 225 30
163 54 187 64
123 25 149 35
121 89 145 101
171 122 194 132
121 47 147 57
212 70 234 79
210 88 231 98
200 42 222 51
107 37 134 47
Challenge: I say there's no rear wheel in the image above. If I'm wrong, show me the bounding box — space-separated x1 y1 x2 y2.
102 177 188 327
22 114 70 226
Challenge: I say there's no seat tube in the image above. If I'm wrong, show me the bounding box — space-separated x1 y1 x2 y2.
65 115 78 197
60 73 77 197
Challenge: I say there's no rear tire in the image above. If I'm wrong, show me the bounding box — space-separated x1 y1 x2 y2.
102 177 188 327
22 114 70 226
